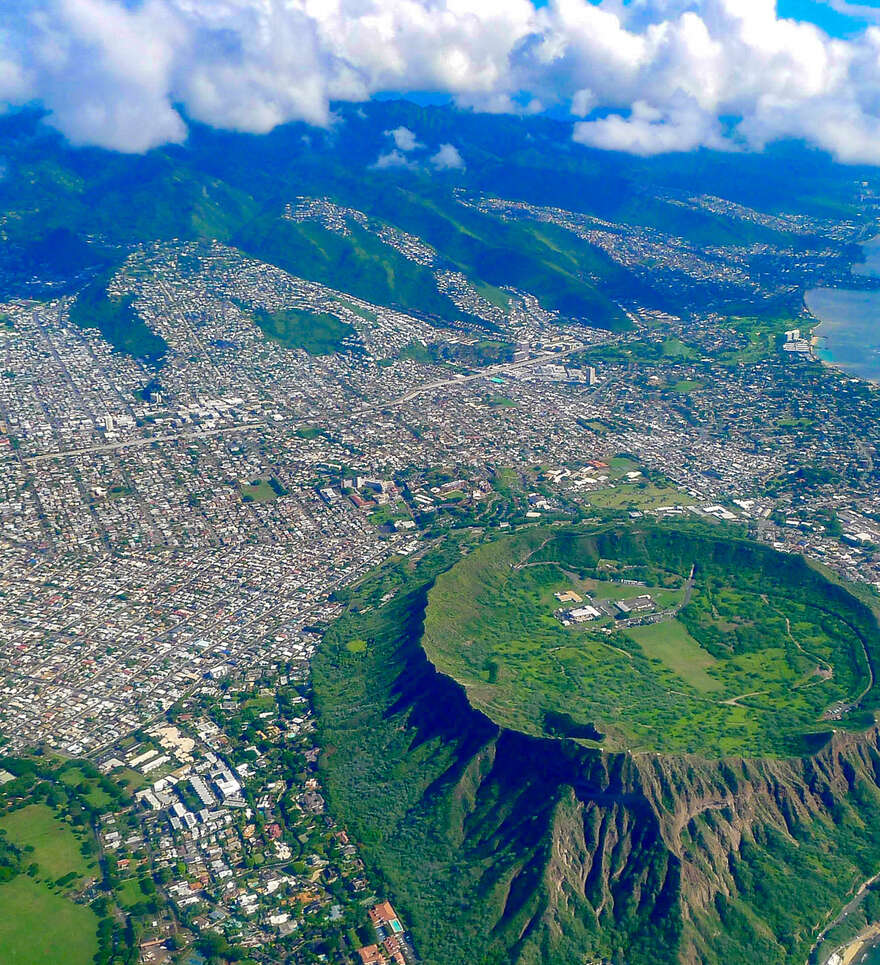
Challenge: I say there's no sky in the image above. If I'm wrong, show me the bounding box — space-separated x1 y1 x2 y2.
5 0 880 162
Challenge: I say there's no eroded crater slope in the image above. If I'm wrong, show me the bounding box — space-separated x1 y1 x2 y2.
314 528 880 965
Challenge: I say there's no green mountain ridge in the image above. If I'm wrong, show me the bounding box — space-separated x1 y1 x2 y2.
0 101 869 337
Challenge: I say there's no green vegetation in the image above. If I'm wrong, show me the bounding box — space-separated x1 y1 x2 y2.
240 477 286 502
69 271 167 365
294 425 330 441
672 378 702 393
483 393 517 408
236 216 472 328
315 525 880 965
716 314 799 365
0 875 99 965
575 336 700 366
399 338 514 367
315 536 687 964
251 307 359 355
586 482 694 512
0 804 96 882
421 523 878 756
660 337 699 359
471 279 511 312
0 799 101 965
625 620 720 693
0 756 139 965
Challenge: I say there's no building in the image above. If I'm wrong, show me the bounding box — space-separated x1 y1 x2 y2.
554 590 583 604
368 900 404 935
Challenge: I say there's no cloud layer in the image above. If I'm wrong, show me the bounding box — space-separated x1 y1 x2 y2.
4 0 880 161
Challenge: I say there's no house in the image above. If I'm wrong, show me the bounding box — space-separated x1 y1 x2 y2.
369 900 404 935
357 945 387 965
383 935 408 964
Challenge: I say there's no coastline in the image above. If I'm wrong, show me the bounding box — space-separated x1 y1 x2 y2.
801 232 880 385
802 290 880 386
827 923 880 965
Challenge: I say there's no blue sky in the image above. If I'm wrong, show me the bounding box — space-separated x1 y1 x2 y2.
532 0 880 37
777 0 880 35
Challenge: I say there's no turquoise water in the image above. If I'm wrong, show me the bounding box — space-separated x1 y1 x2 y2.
862 943 880 965
804 288 880 383
805 238 880 383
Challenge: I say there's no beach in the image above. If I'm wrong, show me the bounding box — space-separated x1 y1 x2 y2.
825 924 880 965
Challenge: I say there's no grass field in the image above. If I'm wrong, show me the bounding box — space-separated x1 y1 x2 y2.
58 766 114 809
240 479 278 503
671 379 702 393
251 306 359 355
587 483 695 511
108 766 148 793
0 804 100 965
115 875 148 910
0 805 96 883
626 620 720 693
0 875 99 965
420 524 877 756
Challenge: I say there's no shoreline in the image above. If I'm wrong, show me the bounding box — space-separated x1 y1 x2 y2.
802 232 880 385
827 923 880 965
802 299 880 387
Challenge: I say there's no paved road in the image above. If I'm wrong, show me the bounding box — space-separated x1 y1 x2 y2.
22 344 587 465
808 870 880 963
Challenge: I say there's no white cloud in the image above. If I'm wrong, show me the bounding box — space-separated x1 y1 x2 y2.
570 87 598 117
386 126 422 151
4 0 880 162
574 98 726 155
430 143 466 169
371 148 417 169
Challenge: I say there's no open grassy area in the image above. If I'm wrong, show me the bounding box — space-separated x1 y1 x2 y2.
0 875 99 965
251 306 360 355
626 620 720 693
108 766 148 794
0 803 100 965
0 804 96 883
660 337 698 359
240 478 278 503
671 379 703 393
587 483 695 511
471 278 511 312
115 876 148 910
58 766 114 809
421 523 879 756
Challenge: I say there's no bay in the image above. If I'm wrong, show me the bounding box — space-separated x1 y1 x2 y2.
804 287 880 383
805 234 880 384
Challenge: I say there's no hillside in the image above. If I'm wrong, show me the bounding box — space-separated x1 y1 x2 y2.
313 529 880 965
0 102 869 331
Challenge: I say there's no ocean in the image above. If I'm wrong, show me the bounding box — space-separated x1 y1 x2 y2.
805 237 880 384
861 943 880 965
